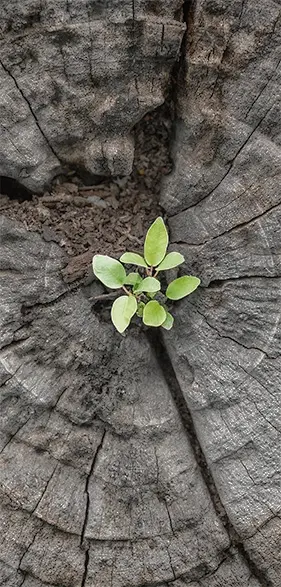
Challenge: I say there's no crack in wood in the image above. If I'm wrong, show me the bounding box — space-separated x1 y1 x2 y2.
17 567 63 587
169 103 276 219
161 24 165 53
18 524 43 573
173 197 281 248
147 329 272 587
131 547 233 586
188 302 271 358
163 497 175 537
146 330 233 527
19 282 78 315
0 415 33 455
32 464 59 513
81 548 90 587
245 58 281 119
0 337 29 353
0 59 62 164
244 513 281 541
166 545 176 581
17 575 26 587
80 429 106 546
79 430 107 587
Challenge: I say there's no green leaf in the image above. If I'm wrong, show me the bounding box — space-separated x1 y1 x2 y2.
166 276 200 300
134 276 161 294
93 255 126 289
125 272 142 287
136 301 145 317
111 295 137 333
143 300 167 327
144 217 168 266
157 252 185 271
120 252 148 267
161 312 174 330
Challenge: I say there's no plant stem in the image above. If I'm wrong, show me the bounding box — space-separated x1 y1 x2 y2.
122 285 132 296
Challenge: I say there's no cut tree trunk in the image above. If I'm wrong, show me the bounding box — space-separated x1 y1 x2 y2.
1 0 281 586
0 216 261 587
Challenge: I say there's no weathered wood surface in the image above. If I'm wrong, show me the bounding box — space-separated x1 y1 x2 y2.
0 217 261 586
1 0 281 585
160 0 281 585
0 1 184 191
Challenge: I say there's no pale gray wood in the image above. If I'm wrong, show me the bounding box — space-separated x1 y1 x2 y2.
161 1 281 584
2 219 254 586
1 0 280 583
0 0 184 191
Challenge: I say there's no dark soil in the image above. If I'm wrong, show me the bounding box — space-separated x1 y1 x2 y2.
0 106 172 283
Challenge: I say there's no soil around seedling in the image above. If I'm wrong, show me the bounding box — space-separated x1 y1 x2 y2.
0 106 172 283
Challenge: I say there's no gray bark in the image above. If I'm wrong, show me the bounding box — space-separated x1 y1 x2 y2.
160 0 281 585
0 215 262 586
0 1 184 191
1 0 281 585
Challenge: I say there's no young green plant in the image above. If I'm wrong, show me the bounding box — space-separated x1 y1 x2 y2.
92 217 200 333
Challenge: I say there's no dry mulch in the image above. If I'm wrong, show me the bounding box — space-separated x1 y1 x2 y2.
0 106 172 283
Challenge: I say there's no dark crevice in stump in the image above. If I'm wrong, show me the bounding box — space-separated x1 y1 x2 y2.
0 176 32 202
80 429 106 547
146 329 234 529
147 329 273 587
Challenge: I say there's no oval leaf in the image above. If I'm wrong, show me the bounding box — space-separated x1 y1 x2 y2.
161 312 174 330
125 272 142 287
120 252 148 267
134 276 161 294
144 217 168 266
166 276 200 300
93 255 126 289
111 295 137 333
143 300 167 327
157 252 185 271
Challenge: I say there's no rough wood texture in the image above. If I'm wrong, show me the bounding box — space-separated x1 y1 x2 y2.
0 1 184 191
160 1 281 585
0 218 260 586
1 0 281 584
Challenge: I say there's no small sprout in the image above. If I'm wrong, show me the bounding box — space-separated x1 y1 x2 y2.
92 216 200 333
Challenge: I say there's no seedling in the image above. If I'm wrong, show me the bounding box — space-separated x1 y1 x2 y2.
92 217 200 333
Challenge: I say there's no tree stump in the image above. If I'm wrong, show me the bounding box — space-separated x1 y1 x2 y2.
1 0 281 586
0 1 184 191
